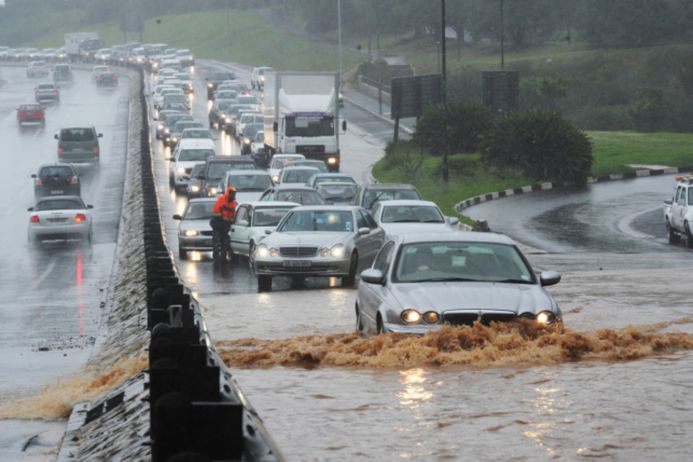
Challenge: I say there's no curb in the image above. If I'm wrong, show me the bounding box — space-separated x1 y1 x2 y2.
455 166 693 213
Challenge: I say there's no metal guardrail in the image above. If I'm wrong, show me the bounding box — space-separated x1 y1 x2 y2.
359 75 391 93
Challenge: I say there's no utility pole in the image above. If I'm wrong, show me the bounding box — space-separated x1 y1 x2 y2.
500 0 505 69
441 0 449 183
337 0 343 85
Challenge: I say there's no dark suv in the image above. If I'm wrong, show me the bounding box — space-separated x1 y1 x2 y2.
199 156 257 197
55 127 103 163
32 164 80 199
205 71 235 99
53 64 74 84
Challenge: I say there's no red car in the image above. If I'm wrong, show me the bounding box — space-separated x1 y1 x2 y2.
16 103 45 126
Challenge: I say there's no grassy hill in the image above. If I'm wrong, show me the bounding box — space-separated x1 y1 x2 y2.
30 9 363 73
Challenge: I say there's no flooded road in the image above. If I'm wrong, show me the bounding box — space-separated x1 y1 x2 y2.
147 61 693 461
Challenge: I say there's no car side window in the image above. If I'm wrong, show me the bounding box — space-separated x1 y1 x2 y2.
373 241 395 273
363 210 378 229
235 206 248 225
371 203 382 222
356 211 369 229
677 187 686 205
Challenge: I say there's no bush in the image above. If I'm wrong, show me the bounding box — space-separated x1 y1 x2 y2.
481 110 593 185
629 87 672 132
413 100 493 156
382 140 425 183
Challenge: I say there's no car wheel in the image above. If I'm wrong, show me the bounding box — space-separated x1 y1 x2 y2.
355 303 364 334
257 275 272 292
169 175 175 187
248 243 256 270
86 229 93 244
376 314 385 335
686 222 693 249
342 252 358 287
667 221 678 244
179 246 188 260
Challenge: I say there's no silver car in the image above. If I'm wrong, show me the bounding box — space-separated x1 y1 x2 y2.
356 232 562 335
218 169 273 203
371 200 460 236
173 198 216 259
253 205 385 291
230 201 300 264
27 196 94 246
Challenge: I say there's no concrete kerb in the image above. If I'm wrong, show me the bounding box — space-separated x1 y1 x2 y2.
454 166 693 213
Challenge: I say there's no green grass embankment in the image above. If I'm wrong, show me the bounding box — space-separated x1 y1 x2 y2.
373 131 693 224
30 9 362 72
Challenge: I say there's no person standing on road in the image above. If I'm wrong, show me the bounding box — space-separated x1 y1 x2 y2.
211 186 237 261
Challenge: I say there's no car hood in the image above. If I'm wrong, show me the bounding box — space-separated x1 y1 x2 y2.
235 191 264 203
380 223 454 236
389 282 554 314
179 218 212 233
264 231 351 248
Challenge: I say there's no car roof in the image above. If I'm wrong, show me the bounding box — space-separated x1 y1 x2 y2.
282 166 320 171
176 138 215 148
292 205 362 212
273 154 305 159
224 169 269 176
316 181 357 187
376 200 439 207
361 183 417 191
188 198 216 204
38 163 75 169
208 156 254 163
396 231 515 246
273 184 317 191
238 201 300 208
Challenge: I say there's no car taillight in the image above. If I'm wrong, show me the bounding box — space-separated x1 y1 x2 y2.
18 112 26 120
69 176 78 184
92 146 99 155
112 75 117 81
58 147 64 154
30 215 40 223
35 178 43 185
74 213 87 223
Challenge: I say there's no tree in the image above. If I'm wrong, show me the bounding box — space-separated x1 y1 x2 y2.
413 101 493 156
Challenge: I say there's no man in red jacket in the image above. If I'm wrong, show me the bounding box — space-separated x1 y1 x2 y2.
211 186 237 261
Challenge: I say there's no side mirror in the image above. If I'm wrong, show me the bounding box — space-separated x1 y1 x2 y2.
98 133 103 138
360 269 384 285
27 207 34 211
664 199 672 205
447 216 460 226
172 214 182 220
54 134 59 140
264 229 273 235
87 204 94 209
358 227 371 235
539 271 561 287
167 156 175 161
342 120 347 131
31 174 37 178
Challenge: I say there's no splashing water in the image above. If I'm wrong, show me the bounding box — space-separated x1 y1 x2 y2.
0 354 147 420
218 319 693 370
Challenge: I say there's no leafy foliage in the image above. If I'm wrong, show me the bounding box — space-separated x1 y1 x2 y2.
481 110 593 185
413 101 493 156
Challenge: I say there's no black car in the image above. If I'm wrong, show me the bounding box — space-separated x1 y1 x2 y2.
208 99 236 130
166 120 204 148
52 64 73 84
205 71 236 99
240 123 263 155
354 183 422 210
32 164 80 199
198 156 258 197
161 113 193 144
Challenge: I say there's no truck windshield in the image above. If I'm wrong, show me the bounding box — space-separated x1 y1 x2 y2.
286 115 334 137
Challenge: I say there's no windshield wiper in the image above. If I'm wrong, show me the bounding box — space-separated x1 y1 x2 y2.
494 278 534 284
412 277 478 283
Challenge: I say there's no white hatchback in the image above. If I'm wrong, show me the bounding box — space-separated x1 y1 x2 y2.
27 196 93 246
168 139 217 189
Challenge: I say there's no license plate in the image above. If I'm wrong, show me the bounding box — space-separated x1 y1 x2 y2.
283 260 311 268
51 190 64 194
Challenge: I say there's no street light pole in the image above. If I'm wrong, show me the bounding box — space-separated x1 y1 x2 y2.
337 0 343 85
441 0 449 183
500 0 505 69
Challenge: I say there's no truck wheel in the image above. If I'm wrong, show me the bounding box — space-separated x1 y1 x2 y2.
257 275 272 292
342 252 358 287
667 221 678 244
686 222 693 249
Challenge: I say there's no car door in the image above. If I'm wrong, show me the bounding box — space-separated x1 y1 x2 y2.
672 186 685 229
360 241 395 332
358 210 385 265
230 205 250 254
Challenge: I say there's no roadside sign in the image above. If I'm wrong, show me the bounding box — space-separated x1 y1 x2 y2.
482 71 519 114
391 74 442 120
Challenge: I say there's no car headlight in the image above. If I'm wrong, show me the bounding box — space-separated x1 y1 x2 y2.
164 128 170 134
157 123 164 130
271 175 279 183
401 309 422 324
207 82 213 88
243 138 251 144
536 311 557 326
208 187 218 195
176 167 186 174
327 157 337 165
330 244 345 258
423 311 440 324
224 116 231 123
172 137 178 143
183 229 199 237
190 185 200 192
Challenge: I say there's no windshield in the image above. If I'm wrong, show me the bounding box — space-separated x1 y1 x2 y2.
393 242 534 284
173 122 202 132
271 157 302 169
286 115 334 137
225 173 272 191
314 175 355 185
182 130 212 139
165 95 186 104
279 210 353 232
364 189 421 209
253 207 293 226
282 168 319 184
276 190 325 205
237 96 257 105
35 198 85 211
179 149 214 162
184 201 214 220
381 205 444 223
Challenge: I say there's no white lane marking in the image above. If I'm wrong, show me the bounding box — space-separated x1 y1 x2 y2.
617 205 662 239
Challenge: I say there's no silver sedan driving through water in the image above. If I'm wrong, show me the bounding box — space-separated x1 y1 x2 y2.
356 232 562 335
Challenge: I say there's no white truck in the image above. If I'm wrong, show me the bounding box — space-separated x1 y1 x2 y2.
64 32 102 60
664 175 693 247
263 72 346 172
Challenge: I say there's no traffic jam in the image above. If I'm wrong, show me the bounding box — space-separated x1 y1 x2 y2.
2 26 693 461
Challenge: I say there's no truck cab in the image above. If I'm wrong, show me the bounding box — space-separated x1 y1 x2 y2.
664 176 693 246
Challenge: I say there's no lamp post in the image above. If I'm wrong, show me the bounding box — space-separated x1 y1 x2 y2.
441 0 449 183
500 0 505 69
337 0 343 85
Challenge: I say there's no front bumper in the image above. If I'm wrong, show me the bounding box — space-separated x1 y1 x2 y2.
382 322 441 334
254 257 351 276
179 235 214 250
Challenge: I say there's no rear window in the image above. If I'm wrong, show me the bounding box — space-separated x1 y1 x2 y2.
225 174 272 191
207 162 255 179
35 198 85 211
39 166 73 178
38 84 55 90
253 207 293 227
179 149 215 162
19 105 41 111
363 189 421 209
276 190 324 205
60 128 95 142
